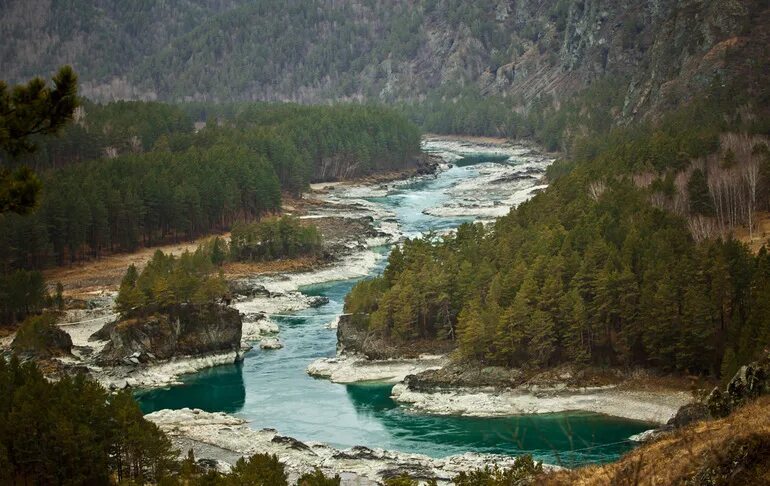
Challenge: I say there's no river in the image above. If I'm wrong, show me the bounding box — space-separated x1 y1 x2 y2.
137 138 653 467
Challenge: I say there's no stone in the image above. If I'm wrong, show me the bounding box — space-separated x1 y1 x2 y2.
96 303 242 364
308 296 330 308
260 337 283 350
667 402 710 428
271 435 311 451
11 317 73 358
705 357 769 418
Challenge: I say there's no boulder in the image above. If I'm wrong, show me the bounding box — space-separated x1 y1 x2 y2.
308 296 330 308
271 435 310 451
11 314 73 358
96 303 242 364
259 337 283 350
705 358 770 418
667 402 710 428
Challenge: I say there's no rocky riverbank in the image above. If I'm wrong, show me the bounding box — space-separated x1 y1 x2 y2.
390 382 690 424
309 346 691 424
146 408 557 485
323 318 692 424
307 353 448 384
0 157 436 387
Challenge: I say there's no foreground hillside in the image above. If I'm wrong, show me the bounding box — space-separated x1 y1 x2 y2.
544 396 770 485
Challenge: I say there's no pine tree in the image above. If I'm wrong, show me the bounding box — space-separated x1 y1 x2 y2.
687 168 714 216
457 299 488 362
1 66 79 214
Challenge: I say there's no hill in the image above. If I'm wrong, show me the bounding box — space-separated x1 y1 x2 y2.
3 0 768 134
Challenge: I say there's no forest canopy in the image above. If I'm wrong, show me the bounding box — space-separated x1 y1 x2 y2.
346 100 770 378
0 102 420 272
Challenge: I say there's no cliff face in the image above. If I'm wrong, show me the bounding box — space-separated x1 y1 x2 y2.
96 304 242 364
2 0 765 123
336 314 452 360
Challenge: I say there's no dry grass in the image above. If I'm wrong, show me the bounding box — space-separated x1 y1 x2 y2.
734 210 770 254
43 234 227 298
220 257 322 279
541 397 770 486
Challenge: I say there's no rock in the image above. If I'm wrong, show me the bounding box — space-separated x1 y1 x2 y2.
325 316 340 329
379 465 436 481
337 314 452 359
727 363 768 405
260 337 283 350
667 402 710 428
404 363 524 391
707 358 770 418
96 303 242 364
271 435 311 451
88 320 115 341
11 315 73 358
308 296 330 308
333 446 380 461
229 281 270 299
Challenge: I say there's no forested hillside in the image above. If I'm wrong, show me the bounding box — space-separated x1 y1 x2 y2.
346 80 770 378
3 0 768 144
0 102 419 270
0 101 420 326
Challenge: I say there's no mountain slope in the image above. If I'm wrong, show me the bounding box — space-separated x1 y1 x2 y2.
2 0 767 126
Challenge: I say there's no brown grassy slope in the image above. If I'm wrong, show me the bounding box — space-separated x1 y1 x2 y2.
734 211 770 254
542 397 770 486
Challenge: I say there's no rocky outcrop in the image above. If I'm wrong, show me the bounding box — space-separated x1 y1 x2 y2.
707 358 770 418
146 408 555 485
11 316 73 358
404 364 525 392
336 314 452 360
259 337 283 350
664 356 770 428
94 303 242 364
336 314 409 359
666 402 711 428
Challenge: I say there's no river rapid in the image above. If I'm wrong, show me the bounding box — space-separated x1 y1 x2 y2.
137 138 653 467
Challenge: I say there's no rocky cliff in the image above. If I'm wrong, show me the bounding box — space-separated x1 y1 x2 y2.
95 303 242 364
336 314 452 360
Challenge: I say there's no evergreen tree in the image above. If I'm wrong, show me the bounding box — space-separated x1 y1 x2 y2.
687 168 714 215
1 66 79 214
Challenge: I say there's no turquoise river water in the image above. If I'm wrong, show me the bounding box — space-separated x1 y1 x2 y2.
137 146 654 467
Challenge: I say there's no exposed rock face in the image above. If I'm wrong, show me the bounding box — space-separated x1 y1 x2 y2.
666 402 711 428
707 359 770 418
336 314 403 359
336 314 452 360
95 304 242 364
404 364 525 392
664 357 770 427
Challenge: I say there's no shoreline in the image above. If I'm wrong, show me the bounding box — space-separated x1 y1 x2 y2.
390 383 689 425
307 352 691 424
146 407 559 485
307 353 449 384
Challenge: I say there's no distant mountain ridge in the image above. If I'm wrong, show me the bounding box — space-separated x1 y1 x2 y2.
1 0 767 124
